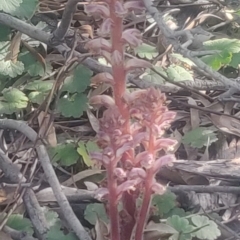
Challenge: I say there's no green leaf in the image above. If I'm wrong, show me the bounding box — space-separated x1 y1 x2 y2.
57 93 88 118
25 80 53 104
201 51 232 71
0 60 24 78
229 52 240 68
61 65 92 93
77 142 92 167
203 38 240 53
164 207 187 219
25 80 54 92
166 65 193 81
7 214 33 235
167 215 194 234
170 53 195 66
3 88 28 102
182 127 218 148
0 88 28 114
43 207 60 228
28 91 48 104
152 191 177 215
168 233 191 240
0 41 10 59
77 141 99 167
47 226 78 240
84 203 108 225
12 0 38 19
19 51 52 77
141 66 166 84
50 142 80 167
201 38 240 70
0 0 21 13
0 24 11 41
135 43 158 60
190 215 221 240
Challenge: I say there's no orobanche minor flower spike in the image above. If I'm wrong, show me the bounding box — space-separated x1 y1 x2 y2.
85 1 177 240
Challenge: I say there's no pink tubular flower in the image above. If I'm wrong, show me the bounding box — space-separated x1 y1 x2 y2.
124 1 146 12
90 151 111 165
98 18 113 37
154 138 177 152
128 168 146 180
91 72 114 85
125 58 151 72
116 180 137 199
153 154 175 174
95 187 109 201
151 181 166 195
85 4 110 18
114 168 127 180
114 1 127 17
85 38 112 54
89 95 115 108
121 29 142 48
140 153 154 169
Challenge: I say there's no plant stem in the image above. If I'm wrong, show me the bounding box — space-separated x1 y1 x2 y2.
134 128 155 240
108 162 120 240
134 174 153 240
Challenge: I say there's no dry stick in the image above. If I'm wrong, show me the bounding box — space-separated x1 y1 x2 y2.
0 148 48 239
169 185 240 194
52 0 81 41
0 119 91 240
4 225 38 240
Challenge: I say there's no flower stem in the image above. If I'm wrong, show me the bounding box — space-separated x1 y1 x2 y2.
108 162 120 240
135 128 155 240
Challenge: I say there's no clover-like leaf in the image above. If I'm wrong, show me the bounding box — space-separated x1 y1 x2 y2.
43 207 60 228
49 142 80 167
203 38 240 53
0 88 28 114
201 51 232 71
61 65 92 93
12 0 38 19
167 215 194 234
84 203 108 225
0 60 24 78
135 43 158 60
190 215 221 240
182 127 218 148
25 80 53 104
7 214 33 235
0 0 21 13
47 226 78 240
57 93 88 118
166 65 193 82
0 24 11 41
164 207 187 219
141 66 166 84
152 191 177 216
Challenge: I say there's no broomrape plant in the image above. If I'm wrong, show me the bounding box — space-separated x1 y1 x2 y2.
85 1 177 239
